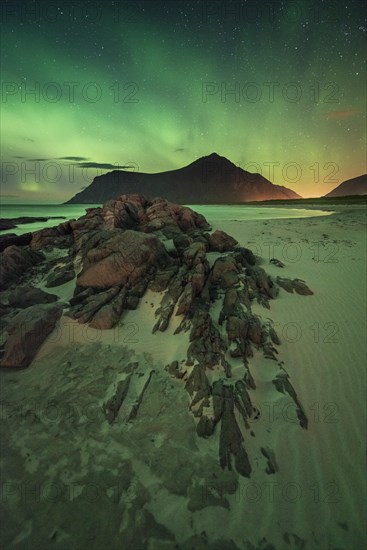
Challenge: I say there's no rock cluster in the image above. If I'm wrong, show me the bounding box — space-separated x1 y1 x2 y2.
0 193 314 478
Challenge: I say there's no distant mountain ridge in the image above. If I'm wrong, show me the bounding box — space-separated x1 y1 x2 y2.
65 152 301 204
324 174 367 197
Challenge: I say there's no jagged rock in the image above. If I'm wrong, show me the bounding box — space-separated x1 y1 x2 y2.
219 385 251 477
103 194 148 229
276 277 313 296
128 370 155 420
191 261 209 294
69 287 95 306
233 246 256 267
270 258 285 268
196 414 216 437
173 233 193 253
261 446 279 474
149 266 178 292
104 374 132 423
167 270 187 301
234 379 253 427
153 301 175 333
30 222 73 249
89 288 126 329
185 363 210 399
207 229 238 252
130 278 150 297
219 288 242 324
176 282 195 316
273 370 308 429
0 232 32 252
269 325 281 345
97 195 210 236
0 303 62 368
166 360 184 379
247 266 278 302
124 294 140 310
77 230 172 289
211 256 240 288
7 285 58 308
0 245 44 290
70 286 120 324
183 241 207 267
247 313 263 344
45 264 75 287
292 279 314 295
188 311 227 372
1 193 315 482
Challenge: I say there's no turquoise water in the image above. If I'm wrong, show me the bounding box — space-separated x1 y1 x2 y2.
0 203 333 235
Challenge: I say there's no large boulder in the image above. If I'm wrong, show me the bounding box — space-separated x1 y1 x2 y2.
77 230 172 289
207 230 238 252
7 285 58 308
30 221 73 249
103 194 149 229
45 264 75 287
0 245 44 290
0 303 63 368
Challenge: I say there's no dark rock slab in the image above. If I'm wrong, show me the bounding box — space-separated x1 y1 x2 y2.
277 277 313 295
0 232 32 252
219 385 251 477
260 446 279 474
207 229 238 252
8 285 58 308
0 303 62 368
0 245 44 290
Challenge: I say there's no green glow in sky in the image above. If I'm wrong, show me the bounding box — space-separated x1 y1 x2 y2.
1 0 366 202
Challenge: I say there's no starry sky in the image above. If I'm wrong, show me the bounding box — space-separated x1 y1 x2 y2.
1 0 366 202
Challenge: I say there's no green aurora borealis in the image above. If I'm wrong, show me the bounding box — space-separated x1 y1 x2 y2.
1 0 366 202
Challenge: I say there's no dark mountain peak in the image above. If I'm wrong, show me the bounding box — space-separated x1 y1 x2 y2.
324 173 367 197
190 152 237 170
206 152 223 160
65 153 301 204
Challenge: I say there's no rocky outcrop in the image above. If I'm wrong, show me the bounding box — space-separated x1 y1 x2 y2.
45 263 75 287
0 303 62 368
0 232 32 252
76 230 172 289
206 229 238 252
277 277 314 296
0 245 44 290
7 285 58 308
0 193 313 479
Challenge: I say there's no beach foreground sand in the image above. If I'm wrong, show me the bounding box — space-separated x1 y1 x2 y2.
0 203 366 549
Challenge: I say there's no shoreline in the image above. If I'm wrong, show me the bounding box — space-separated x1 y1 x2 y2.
0 197 365 549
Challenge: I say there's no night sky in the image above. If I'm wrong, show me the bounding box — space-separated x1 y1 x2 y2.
1 0 366 202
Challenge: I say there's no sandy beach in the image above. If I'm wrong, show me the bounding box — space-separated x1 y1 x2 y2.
0 202 366 550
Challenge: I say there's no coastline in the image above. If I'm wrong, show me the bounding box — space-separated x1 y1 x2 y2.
0 200 365 549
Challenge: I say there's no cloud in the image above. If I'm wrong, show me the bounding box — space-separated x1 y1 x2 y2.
58 156 90 161
74 162 137 170
175 148 186 153
323 109 361 120
1 194 18 198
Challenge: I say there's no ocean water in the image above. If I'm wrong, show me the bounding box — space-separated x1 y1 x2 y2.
0 203 333 235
